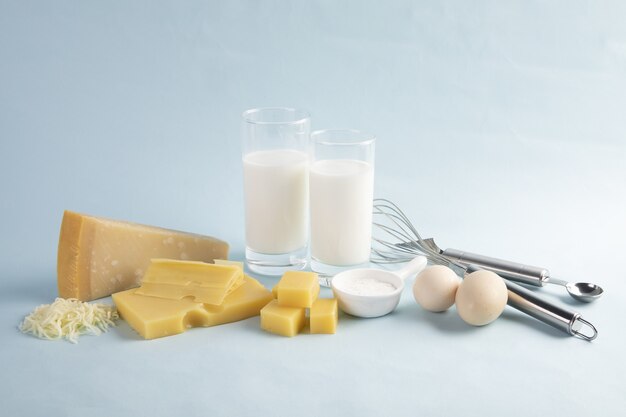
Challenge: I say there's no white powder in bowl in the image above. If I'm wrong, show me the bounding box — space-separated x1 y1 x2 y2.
340 276 397 296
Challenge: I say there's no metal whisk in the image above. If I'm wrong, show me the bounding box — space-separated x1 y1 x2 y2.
372 199 473 281
372 199 462 271
371 198 599 341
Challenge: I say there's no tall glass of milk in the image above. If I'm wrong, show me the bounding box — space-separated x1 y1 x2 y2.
242 108 310 275
310 130 375 283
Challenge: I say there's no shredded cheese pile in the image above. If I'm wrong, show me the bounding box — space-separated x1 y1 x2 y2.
19 298 119 343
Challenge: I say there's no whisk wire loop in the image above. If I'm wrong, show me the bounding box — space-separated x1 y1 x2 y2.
371 198 465 273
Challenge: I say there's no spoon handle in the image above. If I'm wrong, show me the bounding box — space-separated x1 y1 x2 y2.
545 277 568 287
395 256 427 280
442 248 550 287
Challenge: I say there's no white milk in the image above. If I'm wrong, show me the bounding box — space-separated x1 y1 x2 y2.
243 149 308 254
310 159 374 266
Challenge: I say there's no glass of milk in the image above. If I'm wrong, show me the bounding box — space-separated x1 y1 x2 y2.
309 129 375 283
242 108 310 275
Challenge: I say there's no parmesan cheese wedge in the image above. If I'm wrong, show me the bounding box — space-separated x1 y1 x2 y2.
57 210 229 301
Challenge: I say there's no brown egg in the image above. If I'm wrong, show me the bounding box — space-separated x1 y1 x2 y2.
412 265 460 312
455 270 508 326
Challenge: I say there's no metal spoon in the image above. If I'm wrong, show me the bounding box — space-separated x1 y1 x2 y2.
425 242 604 303
547 278 604 303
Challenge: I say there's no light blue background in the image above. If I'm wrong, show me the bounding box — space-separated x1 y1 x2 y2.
1 1 625 416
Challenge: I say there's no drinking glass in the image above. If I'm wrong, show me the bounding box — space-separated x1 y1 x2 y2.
309 129 375 283
242 108 310 275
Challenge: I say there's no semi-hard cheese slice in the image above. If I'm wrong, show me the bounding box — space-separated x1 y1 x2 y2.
213 259 244 271
112 275 272 339
134 259 244 305
57 210 229 301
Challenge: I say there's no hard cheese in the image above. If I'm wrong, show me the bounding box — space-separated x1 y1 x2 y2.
134 259 244 305
113 275 272 339
213 259 244 271
260 300 306 337
310 298 338 334
57 210 229 301
276 271 320 308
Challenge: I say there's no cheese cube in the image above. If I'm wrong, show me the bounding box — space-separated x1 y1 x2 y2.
57 210 229 301
276 271 319 308
310 298 338 334
260 300 306 337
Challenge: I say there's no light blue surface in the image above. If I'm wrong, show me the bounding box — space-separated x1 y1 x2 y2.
1 1 626 416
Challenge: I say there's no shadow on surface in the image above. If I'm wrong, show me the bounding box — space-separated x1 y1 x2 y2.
405 307 475 334
110 321 143 341
553 291 602 308
334 301 482 334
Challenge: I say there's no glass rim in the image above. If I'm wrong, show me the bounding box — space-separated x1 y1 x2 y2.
242 107 310 125
310 129 376 146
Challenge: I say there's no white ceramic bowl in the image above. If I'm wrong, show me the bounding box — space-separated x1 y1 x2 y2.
330 256 427 318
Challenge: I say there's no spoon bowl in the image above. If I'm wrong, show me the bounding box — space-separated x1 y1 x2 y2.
566 282 604 303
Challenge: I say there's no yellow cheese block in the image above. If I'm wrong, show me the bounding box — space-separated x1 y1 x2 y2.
134 259 244 305
276 271 320 308
112 275 272 339
213 259 245 292
57 210 229 301
260 300 306 337
310 298 338 334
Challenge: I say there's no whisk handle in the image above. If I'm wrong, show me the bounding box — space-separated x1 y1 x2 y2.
442 248 550 287
504 279 597 341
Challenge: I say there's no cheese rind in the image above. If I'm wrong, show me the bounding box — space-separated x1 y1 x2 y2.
57 210 229 301
260 300 306 337
310 298 338 334
134 259 243 304
276 271 320 308
112 275 272 339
